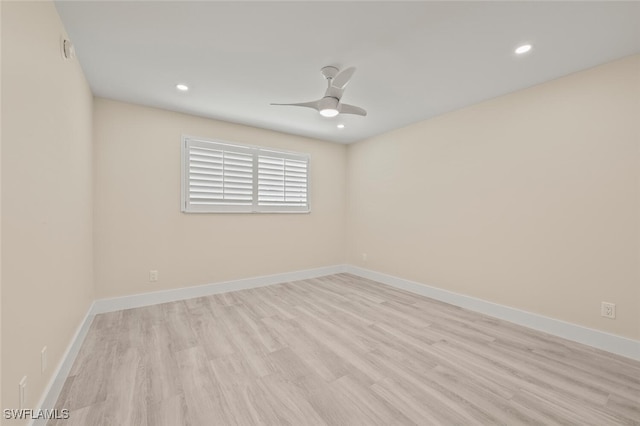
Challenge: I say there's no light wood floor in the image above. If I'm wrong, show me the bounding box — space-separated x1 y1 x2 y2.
51 273 640 425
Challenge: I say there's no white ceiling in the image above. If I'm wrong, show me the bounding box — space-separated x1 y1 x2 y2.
54 1 640 144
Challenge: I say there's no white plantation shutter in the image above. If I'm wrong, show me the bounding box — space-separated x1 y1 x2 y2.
182 137 310 213
258 151 309 212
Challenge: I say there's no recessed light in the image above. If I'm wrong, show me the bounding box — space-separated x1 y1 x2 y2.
515 44 532 55
337 124 345 129
176 84 189 91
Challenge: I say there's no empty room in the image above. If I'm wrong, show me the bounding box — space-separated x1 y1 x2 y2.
1 1 639 425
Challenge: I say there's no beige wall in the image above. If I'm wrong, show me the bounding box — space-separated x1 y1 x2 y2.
93 98 347 298
347 55 640 340
1 1 94 418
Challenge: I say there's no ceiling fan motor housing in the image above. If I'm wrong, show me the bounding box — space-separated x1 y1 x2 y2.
318 96 339 117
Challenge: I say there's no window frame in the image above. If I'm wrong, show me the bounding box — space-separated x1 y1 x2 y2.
181 135 311 214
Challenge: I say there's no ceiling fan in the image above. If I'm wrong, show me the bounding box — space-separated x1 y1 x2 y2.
271 66 367 118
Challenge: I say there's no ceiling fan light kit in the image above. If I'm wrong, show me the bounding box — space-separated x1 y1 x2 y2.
318 97 339 117
271 65 367 118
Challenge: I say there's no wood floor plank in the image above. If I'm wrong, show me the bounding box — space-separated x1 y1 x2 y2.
254 373 328 426
370 377 449 425
99 347 147 426
145 324 183 405
50 273 640 425
147 394 190 426
607 393 640 423
330 374 415 426
175 346 237 425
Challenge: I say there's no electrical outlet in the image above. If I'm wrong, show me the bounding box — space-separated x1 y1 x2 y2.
362 253 368 262
41 346 48 374
149 270 158 282
601 302 616 319
19 376 27 409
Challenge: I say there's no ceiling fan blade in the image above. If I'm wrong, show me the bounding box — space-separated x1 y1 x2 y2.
332 67 356 90
270 100 320 111
339 103 367 116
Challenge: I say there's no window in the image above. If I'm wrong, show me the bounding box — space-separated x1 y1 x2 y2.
182 136 310 213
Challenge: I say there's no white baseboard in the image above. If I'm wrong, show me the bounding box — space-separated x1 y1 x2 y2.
345 265 640 361
30 302 96 426
91 264 348 314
